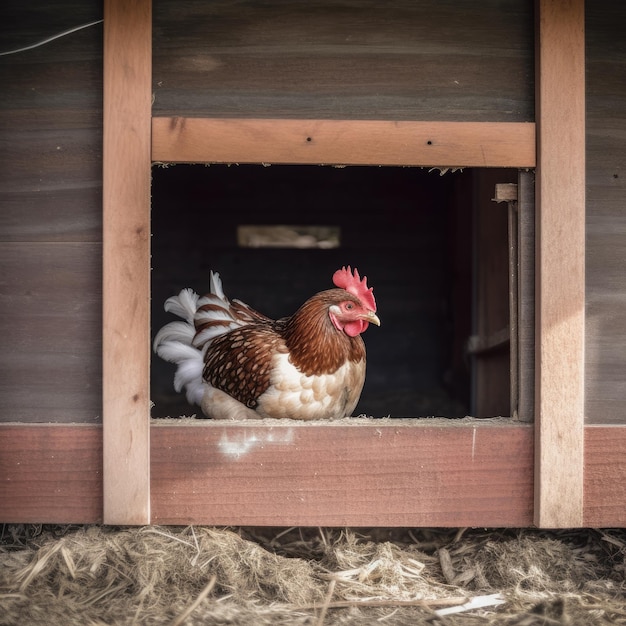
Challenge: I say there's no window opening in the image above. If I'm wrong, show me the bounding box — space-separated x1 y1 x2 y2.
150 164 517 419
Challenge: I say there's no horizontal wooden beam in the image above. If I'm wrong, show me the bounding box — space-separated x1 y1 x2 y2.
2 423 623 526
0 424 102 524
152 118 536 168
151 419 534 527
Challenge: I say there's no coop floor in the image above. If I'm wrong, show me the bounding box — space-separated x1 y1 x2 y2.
151 385 469 420
1 525 625 625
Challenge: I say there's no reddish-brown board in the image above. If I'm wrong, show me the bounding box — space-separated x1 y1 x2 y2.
583 426 626 527
150 420 534 527
0 425 102 524
2 423 626 526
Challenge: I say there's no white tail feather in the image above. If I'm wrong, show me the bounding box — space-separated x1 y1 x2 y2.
209 271 225 300
152 320 195 352
154 273 256 409
163 288 199 323
154 287 205 407
174 359 205 405
155 339 205 405
155 339 199 364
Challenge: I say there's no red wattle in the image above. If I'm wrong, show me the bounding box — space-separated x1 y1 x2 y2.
344 320 368 337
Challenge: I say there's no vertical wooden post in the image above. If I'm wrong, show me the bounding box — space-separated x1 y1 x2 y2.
535 0 585 527
102 0 152 524
517 171 536 423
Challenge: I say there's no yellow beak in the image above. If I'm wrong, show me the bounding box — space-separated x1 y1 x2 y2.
365 311 381 327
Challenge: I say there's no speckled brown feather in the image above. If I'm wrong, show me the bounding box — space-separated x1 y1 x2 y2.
201 289 366 408
202 323 287 408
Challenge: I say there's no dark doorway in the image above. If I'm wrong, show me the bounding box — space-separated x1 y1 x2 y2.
151 164 515 418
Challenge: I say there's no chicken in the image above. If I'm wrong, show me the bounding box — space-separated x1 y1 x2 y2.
153 267 380 420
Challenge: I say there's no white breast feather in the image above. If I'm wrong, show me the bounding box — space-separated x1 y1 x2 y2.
256 353 366 420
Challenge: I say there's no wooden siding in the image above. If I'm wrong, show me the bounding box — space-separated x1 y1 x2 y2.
0 424 103 523
0 245 102 422
0 0 625 527
0 2 103 423
152 0 534 122
585 1 626 425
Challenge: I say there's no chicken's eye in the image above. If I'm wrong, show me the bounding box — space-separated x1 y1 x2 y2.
344 302 354 310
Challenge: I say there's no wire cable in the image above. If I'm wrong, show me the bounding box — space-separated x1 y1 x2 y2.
0 19 103 57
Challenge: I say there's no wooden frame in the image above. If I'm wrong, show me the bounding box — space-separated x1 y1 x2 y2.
534 0 586 527
4 0 622 528
102 0 152 524
2 423 626 526
152 118 535 168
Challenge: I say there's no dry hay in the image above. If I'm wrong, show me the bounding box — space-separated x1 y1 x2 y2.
1 525 625 625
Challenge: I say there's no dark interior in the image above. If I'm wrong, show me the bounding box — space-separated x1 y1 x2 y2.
151 164 514 419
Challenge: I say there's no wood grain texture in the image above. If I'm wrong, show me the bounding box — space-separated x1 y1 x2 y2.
584 426 626 526
102 0 151 524
0 1 103 425
152 0 534 122
534 0 586 527
151 420 534 527
517 171 535 423
0 244 102 423
0 424 102 523
585 1 626 425
1 422 623 526
152 118 536 167
0 3 102 244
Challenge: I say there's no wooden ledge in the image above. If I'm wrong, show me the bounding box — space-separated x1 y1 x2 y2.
2 422 624 527
150 418 534 527
152 118 536 168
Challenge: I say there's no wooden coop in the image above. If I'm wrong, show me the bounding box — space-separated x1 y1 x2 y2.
1 0 625 529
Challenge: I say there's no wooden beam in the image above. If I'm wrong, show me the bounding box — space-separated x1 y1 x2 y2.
534 0 586 527
584 426 626 527
152 118 536 168
0 424 102 523
150 420 534 527
102 0 152 524
2 423 624 527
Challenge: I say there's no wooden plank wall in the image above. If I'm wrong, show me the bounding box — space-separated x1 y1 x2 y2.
0 425 102 523
152 0 534 122
0 2 103 423
2 0 626 527
585 1 626 425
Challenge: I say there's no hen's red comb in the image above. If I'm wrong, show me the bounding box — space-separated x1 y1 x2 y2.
332 266 376 311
